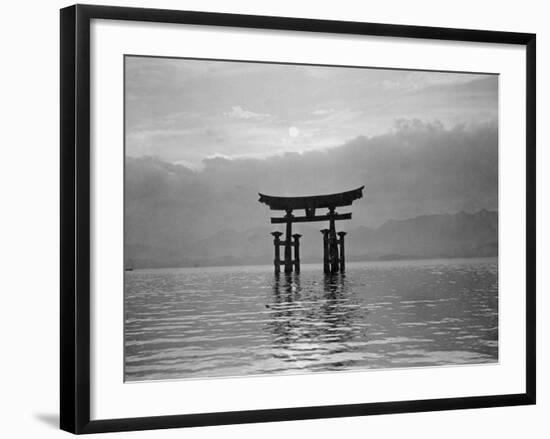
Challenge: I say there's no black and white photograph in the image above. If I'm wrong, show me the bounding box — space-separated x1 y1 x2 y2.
0 0 543 435
124 56 499 382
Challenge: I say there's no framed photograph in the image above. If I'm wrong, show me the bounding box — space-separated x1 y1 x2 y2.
60 4 536 434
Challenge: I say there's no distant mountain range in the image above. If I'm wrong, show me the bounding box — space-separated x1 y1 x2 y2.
126 210 497 269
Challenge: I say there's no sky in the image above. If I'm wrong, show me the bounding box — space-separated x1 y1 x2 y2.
124 56 498 256
125 56 497 169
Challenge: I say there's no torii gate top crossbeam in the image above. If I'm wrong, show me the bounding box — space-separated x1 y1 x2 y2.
258 186 364 212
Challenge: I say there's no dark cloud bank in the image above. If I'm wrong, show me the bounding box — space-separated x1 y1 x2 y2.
125 120 498 268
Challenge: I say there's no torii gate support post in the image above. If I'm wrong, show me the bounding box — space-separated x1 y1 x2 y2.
328 207 339 273
271 231 283 273
293 234 302 273
321 229 330 274
337 231 347 272
284 209 293 273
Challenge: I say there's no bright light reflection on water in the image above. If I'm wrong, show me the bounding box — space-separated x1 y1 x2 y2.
125 258 498 381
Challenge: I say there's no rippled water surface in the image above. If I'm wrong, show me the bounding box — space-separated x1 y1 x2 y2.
125 258 498 381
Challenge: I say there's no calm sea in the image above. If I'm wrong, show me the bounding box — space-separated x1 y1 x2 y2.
124 258 498 382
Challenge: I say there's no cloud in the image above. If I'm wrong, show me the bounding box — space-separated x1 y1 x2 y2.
125 120 498 261
312 108 336 116
223 106 270 121
125 55 497 167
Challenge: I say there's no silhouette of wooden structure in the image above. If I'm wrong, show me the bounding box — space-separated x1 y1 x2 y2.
259 186 364 273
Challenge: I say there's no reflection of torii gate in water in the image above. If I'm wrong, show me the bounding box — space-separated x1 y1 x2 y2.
258 186 364 274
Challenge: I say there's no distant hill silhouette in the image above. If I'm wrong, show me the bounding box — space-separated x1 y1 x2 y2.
126 210 497 268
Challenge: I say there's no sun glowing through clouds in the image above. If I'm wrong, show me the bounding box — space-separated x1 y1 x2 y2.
288 126 300 138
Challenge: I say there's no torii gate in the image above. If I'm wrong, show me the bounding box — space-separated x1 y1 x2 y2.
259 186 364 274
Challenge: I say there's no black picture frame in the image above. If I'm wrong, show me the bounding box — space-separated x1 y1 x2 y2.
60 4 536 434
